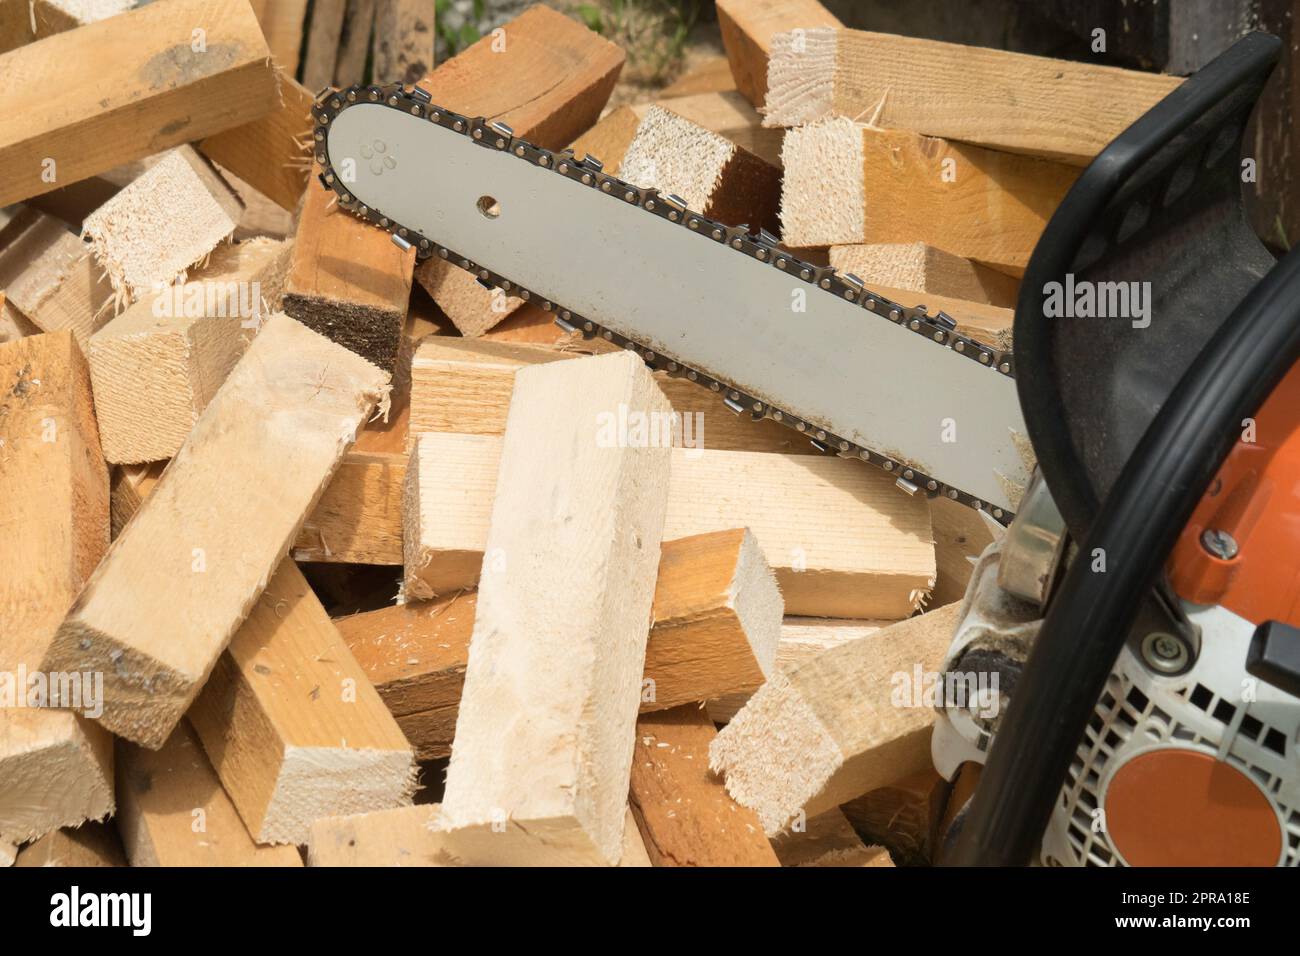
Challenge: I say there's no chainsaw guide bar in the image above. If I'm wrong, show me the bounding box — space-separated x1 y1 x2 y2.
311 83 1033 521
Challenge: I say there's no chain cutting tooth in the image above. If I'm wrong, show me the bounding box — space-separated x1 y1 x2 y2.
311 84 1018 525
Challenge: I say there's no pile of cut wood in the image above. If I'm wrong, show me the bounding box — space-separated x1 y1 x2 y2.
0 0 1178 867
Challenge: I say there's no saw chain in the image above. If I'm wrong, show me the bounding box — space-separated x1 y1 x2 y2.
310 83 1023 523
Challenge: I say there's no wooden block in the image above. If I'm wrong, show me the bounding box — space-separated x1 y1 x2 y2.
769 808 893 867
308 804 654 867
0 0 133 55
87 238 291 465
115 722 303 867
0 210 113 343
302 0 347 92
373 0 434 85
82 148 244 302
13 821 126 867
249 0 310 75
335 0 377 86
415 5 624 152
716 0 841 108
282 165 414 372
620 104 782 237
763 27 1183 164
929 495 997 607
830 242 1019 309
342 529 782 759
661 55 737 99
780 120 1077 272
632 90 782 169
571 105 642 175
27 159 151 231
403 431 934 617
409 337 814 456
630 705 780 867
42 314 390 748
709 603 962 834
198 71 314 212
0 0 278 208
0 331 113 843
293 450 406 563
708 616 891 723
411 258 523 339
840 767 948 865
437 352 673 866
189 561 416 845
871 283 1013 351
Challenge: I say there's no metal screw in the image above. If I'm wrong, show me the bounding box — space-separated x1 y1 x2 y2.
1141 631 1189 674
1200 528 1239 560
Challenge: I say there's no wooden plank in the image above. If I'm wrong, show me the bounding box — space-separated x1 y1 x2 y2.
0 210 113 344
408 337 815 456
13 821 126 867
87 238 292 465
293 450 405 563
412 258 524 339
630 705 780 867
763 26 1183 164
0 0 278 208
661 55 737 99
341 529 783 759
620 104 782 237
335 0 377 86
929 487 998 607
436 353 673 865
198 71 315 212
115 722 303 867
307 804 650 866
780 120 1078 272
82 148 244 301
42 314 390 749
0 331 113 843
715 0 841 108
282 167 414 372
830 242 1020 309
708 616 891 724
770 808 894 867
301 0 347 93
403 431 934 617
632 90 783 169
372 0 434 85
189 561 415 845
709 603 961 834
840 767 948 865
414 4 624 152
0 0 133 55
248 0 310 75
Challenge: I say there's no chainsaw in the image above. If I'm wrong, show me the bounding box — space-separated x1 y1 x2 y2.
311 30 1300 866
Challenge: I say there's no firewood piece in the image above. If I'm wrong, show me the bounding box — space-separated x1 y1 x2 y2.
780 119 1077 272
709 603 962 834
715 0 841 108
763 26 1182 164
42 314 390 749
436 353 672 866
0 0 133 54
840 768 949 865
341 529 782 758
830 242 1020 309
633 89 784 169
0 210 113 344
630 705 780 867
86 238 291 464
115 722 303 867
198 71 315 213
620 104 782 237
661 55 737 99
0 0 278 208
302 0 347 92
770 808 894 867
0 331 113 844
282 166 414 372
404 431 934 617
81 148 244 302
13 821 126 867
